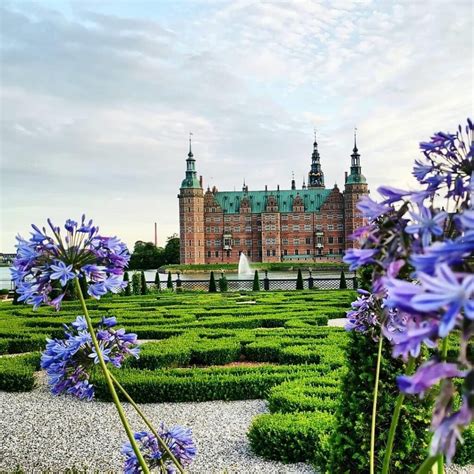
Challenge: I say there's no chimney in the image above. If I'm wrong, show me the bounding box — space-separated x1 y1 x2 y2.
277 184 280 191
154 222 158 246
199 175 203 188
265 185 268 192
345 171 348 183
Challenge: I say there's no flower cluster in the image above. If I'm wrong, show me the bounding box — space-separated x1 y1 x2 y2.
11 215 130 310
41 315 139 399
345 290 379 337
343 118 474 462
122 426 197 474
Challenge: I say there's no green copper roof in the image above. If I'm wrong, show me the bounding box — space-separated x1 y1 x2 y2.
181 176 201 188
346 173 367 184
213 188 332 214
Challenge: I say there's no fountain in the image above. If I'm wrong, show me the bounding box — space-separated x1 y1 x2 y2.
238 252 252 275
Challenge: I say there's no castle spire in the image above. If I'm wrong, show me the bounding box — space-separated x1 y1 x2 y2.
291 171 296 190
181 133 201 189
307 129 325 188
346 129 366 185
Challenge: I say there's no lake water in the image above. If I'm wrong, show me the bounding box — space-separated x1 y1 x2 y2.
0 266 352 289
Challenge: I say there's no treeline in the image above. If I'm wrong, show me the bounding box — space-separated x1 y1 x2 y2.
128 235 179 270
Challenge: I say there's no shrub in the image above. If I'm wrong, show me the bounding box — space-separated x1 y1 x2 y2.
327 332 431 473
252 271 260 291
190 339 241 365
218 273 228 292
454 423 474 465
131 273 141 295
339 269 347 289
167 272 173 289
154 271 161 291
279 345 321 365
248 411 335 465
296 269 304 290
208 271 217 293
243 340 281 362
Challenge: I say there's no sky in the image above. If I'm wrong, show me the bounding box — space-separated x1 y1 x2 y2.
1 0 473 252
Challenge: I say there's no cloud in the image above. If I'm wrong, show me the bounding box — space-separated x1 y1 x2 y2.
0 0 472 251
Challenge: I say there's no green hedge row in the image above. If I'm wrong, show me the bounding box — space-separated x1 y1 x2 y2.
0 352 40 391
92 364 335 403
267 378 340 414
247 411 336 465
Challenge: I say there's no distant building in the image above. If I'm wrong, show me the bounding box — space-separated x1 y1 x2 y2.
178 133 368 264
0 253 15 264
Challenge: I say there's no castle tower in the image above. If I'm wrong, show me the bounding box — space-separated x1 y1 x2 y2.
178 135 205 264
343 129 369 249
307 132 325 188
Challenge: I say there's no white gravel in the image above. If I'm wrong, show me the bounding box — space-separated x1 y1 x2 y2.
0 376 315 473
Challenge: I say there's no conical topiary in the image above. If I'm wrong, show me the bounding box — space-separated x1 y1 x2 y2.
209 271 217 293
123 271 131 296
339 269 347 289
252 270 260 291
218 273 228 292
140 271 148 295
167 271 173 290
132 273 141 295
154 271 161 291
296 268 304 290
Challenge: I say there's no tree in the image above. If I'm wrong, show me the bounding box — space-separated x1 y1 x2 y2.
208 271 217 293
154 271 161 291
296 269 304 290
252 270 260 291
140 271 148 295
128 241 166 270
339 269 347 289
123 272 131 296
167 272 173 290
164 234 180 264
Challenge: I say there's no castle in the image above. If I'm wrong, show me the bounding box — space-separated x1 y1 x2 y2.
178 133 368 264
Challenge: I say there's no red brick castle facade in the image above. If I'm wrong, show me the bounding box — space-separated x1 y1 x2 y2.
178 133 368 264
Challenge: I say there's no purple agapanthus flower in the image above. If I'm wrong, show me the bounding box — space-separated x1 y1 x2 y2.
343 248 379 271
345 291 379 334
411 264 474 337
430 397 473 464
357 195 392 220
122 426 196 474
405 206 448 248
11 215 130 310
41 315 139 399
377 186 411 204
397 359 466 397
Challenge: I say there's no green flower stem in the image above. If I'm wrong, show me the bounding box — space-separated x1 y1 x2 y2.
109 371 185 474
381 356 416 474
74 278 150 474
436 338 449 474
415 455 437 474
370 334 384 474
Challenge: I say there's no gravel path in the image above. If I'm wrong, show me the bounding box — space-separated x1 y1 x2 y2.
0 377 315 473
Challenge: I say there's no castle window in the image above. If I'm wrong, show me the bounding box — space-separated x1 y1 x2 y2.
215 251 219 257
328 237 334 244
281 215 288 220
304 214 311 220
292 225 300 231
284 249 288 256
339 248 344 254
233 226 240 232
224 216 231 222
205 217 211 223
247 250 252 256
317 236 323 244
227 250 231 257
245 225 252 232
315 214 322 220
259 250 262 257
306 249 310 255
272 250 276 256
292 215 300 221
214 226 219 232
282 225 288 231
338 237 344 243
327 225 334 230
316 224 323 230
304 225 311 231
234 239 240 245
282 238 288 245
207 251 211 258
246 239 252 246
295 249 299 255
305 237 311 244
337 224 344 230
293 239 300 245
267 249 271 257
265 225 271 231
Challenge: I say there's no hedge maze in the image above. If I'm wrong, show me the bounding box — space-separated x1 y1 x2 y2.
1 290 471 467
